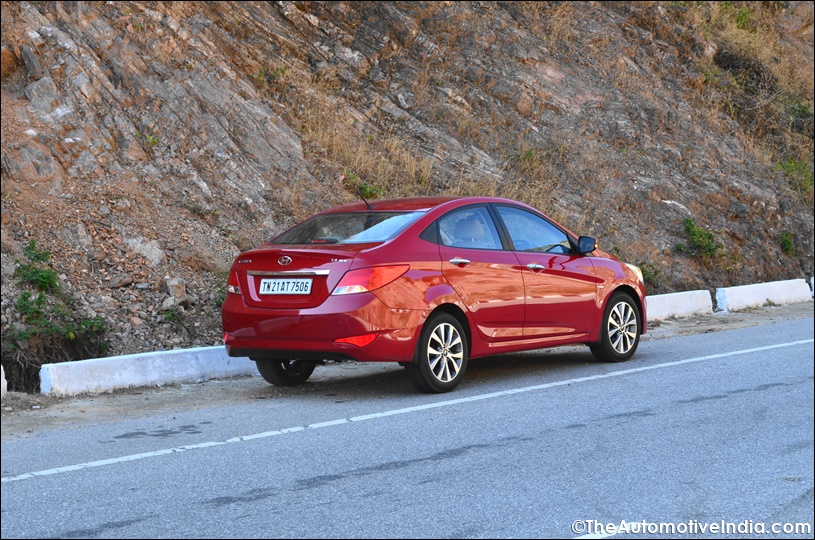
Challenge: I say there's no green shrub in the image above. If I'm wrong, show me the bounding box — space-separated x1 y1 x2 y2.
780 231 794 255
23 238 50 263
734 7 753 30
684 218 722 258
254 66 286 88
163 307 184 323
634 261 661 291
786 100 811 119
344 169 383 200
15 265 58 291
777 155 814 195
1 239 110 392
134 131 159 152
701 64 720 84
14 239 59 291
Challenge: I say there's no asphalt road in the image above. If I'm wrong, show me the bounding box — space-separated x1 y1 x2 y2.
2 315 813 539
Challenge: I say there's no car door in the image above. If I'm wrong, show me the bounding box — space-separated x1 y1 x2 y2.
435 205 526 342
494 204 598 339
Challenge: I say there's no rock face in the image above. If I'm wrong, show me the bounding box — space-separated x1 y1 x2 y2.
0 1 813 367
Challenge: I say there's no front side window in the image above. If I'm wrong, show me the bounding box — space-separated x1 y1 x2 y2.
496 206 572 254
272 211 424 245
437 206 502 250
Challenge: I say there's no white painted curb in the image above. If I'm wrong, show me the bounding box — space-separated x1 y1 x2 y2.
39 346 256 397
646 290 713 321
1 365 7 401
715 278 813 312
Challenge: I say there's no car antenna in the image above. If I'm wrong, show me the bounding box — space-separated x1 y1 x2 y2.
355 185 374 211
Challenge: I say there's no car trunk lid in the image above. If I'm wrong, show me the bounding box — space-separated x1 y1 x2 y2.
236 245 366 309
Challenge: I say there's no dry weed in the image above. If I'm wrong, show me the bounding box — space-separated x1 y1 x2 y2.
292 89 436 201
545 3 578 48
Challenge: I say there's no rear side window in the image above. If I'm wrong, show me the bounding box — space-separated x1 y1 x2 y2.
272 212 424 245
436 207 502 250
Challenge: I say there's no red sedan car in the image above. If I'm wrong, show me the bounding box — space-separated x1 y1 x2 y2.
222 196 646 393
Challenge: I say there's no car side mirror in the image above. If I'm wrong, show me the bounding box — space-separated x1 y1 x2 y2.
577 236 597 255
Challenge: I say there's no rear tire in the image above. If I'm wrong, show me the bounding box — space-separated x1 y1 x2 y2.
406 313 468 393
590 292 641 363
255 359 316 386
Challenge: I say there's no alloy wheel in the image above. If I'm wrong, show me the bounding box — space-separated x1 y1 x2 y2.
426 322 464 383
607 301 638 355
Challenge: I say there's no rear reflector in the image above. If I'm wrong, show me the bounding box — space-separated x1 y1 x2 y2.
334 333 378 347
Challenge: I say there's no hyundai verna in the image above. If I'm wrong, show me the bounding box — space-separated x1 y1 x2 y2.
222 196 646 393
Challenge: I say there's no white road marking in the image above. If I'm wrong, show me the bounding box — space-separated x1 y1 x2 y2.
3 338 812 483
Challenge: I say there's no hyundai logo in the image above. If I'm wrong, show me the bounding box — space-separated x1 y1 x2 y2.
278 256 293 266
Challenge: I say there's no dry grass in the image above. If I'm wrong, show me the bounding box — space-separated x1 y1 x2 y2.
446 171 556 211
512 1 581 63
291 88 436 201
541 2 578 49
446 135 565 216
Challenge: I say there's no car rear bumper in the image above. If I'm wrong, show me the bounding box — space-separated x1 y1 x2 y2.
222 292 425 363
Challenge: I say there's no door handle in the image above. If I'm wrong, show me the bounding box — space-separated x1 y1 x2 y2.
449 257 471 266
527 263 545 271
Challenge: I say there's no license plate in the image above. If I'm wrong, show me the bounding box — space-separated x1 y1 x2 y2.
259 278 313 295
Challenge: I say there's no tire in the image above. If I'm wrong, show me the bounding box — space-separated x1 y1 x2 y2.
255 359 316 386
406 313 468 393
590 292 641 363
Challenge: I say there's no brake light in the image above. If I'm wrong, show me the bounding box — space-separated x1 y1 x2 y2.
227 271 241 295
332 265 409 295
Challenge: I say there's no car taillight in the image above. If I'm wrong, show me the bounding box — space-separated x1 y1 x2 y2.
332 265 409 295
227 271 241 295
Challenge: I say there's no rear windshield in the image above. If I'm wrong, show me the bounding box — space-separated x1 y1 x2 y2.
271 211 424 245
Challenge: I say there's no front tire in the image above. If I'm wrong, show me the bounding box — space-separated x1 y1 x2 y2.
255 359 316 386
406 313 468 393
590 292 641 363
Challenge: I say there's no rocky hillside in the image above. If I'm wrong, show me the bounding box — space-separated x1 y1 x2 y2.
1 1 813 390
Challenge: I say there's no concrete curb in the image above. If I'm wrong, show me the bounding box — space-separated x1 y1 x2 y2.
39 346 257 397
715 278 813 312
646 290 713 321
0 278 811 399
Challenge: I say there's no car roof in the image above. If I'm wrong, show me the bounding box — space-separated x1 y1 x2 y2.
310 196 581 243
321 196 524 213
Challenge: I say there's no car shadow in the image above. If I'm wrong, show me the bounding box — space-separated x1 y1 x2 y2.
465 345 598 384
239 345 600 401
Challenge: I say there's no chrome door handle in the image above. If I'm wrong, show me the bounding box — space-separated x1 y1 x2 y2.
527 263 545 271
449 258 471 266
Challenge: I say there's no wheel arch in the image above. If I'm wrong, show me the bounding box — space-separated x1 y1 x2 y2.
603 285 644 333
419 303 473 358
